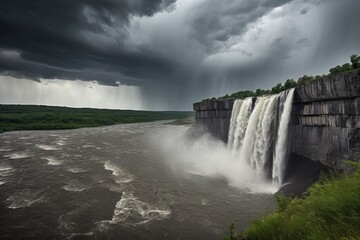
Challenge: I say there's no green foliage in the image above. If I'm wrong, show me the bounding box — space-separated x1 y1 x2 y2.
284 79 298 89
329 54 360 75
0 105 193 133
224 223 243 240
314 74 327 81
271 83 283 94
350 54 360 69
329 63 352 74
202 53 360 102
297 75 315 86
238 162 360 240
275 194 291 212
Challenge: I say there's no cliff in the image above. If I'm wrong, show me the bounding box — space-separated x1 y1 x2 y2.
193 69 360 168
291 69 360 168
193 99 235 142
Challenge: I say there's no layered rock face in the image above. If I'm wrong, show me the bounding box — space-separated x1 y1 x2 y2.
193 69 360 168
193 99 235 142
291 70 360 168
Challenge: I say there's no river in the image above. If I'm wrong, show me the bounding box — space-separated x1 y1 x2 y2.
0 121 276 240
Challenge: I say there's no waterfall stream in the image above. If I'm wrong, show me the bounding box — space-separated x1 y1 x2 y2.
227 89 295 187
272 89 295 186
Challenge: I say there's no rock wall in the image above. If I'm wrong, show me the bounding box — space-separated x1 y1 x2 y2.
291 69 360 168
193 69 360 168
193 99 235 142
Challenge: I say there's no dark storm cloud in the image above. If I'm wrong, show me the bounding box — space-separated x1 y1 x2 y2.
0 0 176 85
0 0 296 86
189 0 293 52
1 0 360 110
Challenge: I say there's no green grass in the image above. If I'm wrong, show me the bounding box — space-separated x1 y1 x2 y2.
226 162 360 240
0 104 194 133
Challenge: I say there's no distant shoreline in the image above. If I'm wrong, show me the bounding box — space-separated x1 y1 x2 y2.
0 104 194 134
164 116 195 125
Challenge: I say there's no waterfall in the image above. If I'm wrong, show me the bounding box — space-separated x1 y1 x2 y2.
272 89 295 186
227 89 295 186
229 98 253 154
240 97 271 166
251 95 279 173
228 99 242 148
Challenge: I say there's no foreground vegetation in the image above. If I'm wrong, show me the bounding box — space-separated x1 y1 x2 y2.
204 54 360 102
0 105 193 133
225 162 360 240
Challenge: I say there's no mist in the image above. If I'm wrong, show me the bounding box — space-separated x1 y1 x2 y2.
153 126 278 194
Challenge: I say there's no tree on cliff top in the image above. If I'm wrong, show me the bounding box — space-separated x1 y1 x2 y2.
350 54 360 69
202 53 359 102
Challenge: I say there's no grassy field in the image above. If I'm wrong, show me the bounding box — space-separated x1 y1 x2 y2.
0 105 194 133
225 162 360 240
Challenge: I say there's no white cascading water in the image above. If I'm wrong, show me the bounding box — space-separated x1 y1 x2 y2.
228 98 253 154
240 97 271 166
272 89 295 187
227 89 295 187
251 95 279 173
227 99 243 148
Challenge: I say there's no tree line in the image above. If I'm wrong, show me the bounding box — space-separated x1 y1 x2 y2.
203 54 360 102
0 105 194 133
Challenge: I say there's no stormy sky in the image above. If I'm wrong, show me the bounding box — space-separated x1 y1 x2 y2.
0 0 359 110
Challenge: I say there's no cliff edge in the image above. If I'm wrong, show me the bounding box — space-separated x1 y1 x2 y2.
193 69 360 169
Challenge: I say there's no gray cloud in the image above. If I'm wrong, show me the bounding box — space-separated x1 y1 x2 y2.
300 7 309 14
0 0 359 110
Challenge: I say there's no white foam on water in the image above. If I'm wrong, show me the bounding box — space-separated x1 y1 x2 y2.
83 145 96 148
5 152 32 159
107 191 171 225
7 190 45 209
0 148 12 152
185 169 207 177
67 167 87 173
18 136 33 140
0 165 12 171
0 164 14 179
201 198 209 206
229 182 279 194
0 181 6 185
37 144 60 151
42 156 63 166
68 232 94 240
57 211 78 237
104 162 134 183
103 183 125 193
62 183 89 192
56 140 68 146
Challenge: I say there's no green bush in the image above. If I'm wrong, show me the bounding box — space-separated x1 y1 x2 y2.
236 162 360 240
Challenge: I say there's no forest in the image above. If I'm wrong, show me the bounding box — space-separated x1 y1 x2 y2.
0 105 193 133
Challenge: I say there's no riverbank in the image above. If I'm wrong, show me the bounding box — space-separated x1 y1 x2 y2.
226 162 360 240
164 116 195 125
0 104 194 133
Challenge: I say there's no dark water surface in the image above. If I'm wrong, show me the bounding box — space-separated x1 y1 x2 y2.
0 121 276 240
